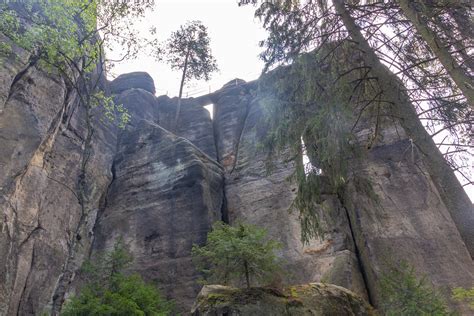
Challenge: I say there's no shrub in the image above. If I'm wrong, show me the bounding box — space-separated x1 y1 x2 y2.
379 261 450 316
61 241 173 316
192 222 283 288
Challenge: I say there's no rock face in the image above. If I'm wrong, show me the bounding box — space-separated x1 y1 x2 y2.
191 283 374 316
212 82 368 299
0 51 116 314
92 120 224 310
1 53 473 315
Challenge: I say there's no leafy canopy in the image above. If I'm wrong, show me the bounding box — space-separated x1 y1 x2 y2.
0 0 154 127
241 0 473 198
192 222 282 289
61 241 173 316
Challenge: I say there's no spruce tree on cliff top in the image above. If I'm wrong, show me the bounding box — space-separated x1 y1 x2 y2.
165 20 218 130
192 222 282 288
61 241 173 316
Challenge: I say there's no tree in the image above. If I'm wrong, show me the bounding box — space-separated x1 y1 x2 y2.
0 2 155 313
165 20 218 130
192 222 282 288
396 0 474 108
240 0 474 256
61 241 174 316
379 261 450 315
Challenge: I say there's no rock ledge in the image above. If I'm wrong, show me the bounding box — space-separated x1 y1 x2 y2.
191 283 374 315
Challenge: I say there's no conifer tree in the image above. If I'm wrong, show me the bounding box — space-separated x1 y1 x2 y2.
61 241 173 316
165 21 218 130
192 222 282 288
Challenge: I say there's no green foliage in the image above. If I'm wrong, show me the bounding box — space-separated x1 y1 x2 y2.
92 91 130 128
61 241 173 316
379 261 451 316
0 1 153 127
452 287 474 310
192 222 283 288
166 20 218 85
258 46 369 243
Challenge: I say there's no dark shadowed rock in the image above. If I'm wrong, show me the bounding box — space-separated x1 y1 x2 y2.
115 87 159 128
110 72 156 95
92 123 224 313
157 95 217 159
191 283 374 316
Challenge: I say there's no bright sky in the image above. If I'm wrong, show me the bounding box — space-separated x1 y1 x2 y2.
108 0 267 97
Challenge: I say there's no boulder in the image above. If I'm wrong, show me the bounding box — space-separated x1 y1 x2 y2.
191 283 375 316
110 72 156 95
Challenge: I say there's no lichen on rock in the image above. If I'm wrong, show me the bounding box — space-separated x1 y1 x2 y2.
191 283 375 316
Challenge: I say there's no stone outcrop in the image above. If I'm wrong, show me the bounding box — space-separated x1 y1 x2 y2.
211 82 368 299
109 71 156 95
1 50 473 315
92 110 224 311
0 52 117 314
191 283 374 316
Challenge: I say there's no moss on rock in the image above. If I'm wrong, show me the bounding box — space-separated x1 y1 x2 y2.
191 283 375 315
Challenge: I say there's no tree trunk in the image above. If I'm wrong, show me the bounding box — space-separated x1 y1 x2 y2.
397 0 474 108
244 260 250 288
174 48 190 131
335 0 474 258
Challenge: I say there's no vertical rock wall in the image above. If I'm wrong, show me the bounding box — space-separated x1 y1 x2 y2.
1 60 472 315
91 81 224 311
0 51 116 314
212 82 368 299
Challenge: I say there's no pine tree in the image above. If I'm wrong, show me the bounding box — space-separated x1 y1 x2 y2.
192 222 282 288
165 21 218 130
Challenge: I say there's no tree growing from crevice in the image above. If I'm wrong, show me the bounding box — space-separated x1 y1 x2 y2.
192 222 282 288
61 240 174 316
165 20 218 130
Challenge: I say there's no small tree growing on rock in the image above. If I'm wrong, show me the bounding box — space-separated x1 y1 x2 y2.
379 261 450 315
165 20 218 130
192 222 282 288
61 240 174 316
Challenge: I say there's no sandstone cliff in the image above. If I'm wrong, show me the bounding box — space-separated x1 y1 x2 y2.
1 55 473 315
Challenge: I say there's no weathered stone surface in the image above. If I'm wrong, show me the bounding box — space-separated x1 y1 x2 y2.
2 59 473 316
343 134 474 312
115 88 159 128
110 71 156 95
0 62 117 315
191 283 374 316
214 88 368 299
0 34 32 112
212 82 252 172
157 95 217 159
91 122 224 313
